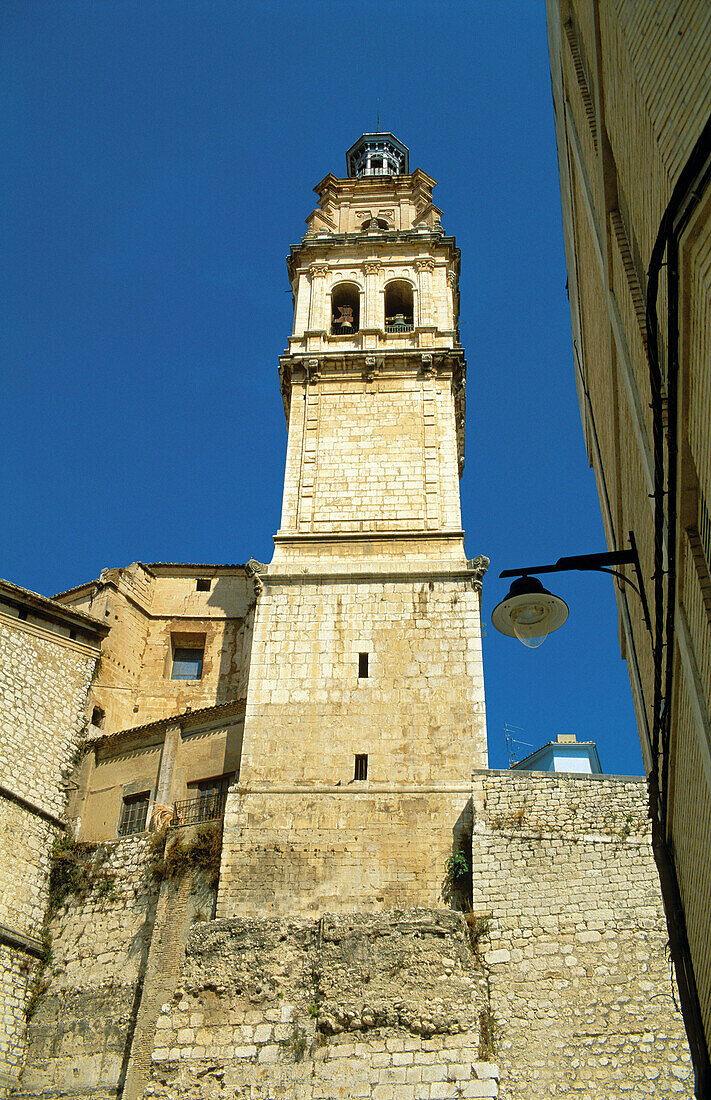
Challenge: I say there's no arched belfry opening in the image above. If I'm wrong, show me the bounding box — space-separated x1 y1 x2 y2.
331 282 360 335
384 280 414 332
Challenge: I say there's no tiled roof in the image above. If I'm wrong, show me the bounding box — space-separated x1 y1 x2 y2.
87 699 245 749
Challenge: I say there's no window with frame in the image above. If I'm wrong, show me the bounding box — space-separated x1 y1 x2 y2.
171 644 204 680
354 754 368 781
117 792 150 836
180 774 233 824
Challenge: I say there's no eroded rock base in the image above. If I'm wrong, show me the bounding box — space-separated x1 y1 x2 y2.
146 910 497 1100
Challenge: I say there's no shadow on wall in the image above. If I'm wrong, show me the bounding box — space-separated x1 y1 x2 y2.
206 574 257 709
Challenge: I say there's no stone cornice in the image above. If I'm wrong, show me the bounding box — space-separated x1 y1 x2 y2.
231 783 473 796
253 564 489 591
0 577 108 640
287 234 461 283
312 168 437 202
0 783 67 828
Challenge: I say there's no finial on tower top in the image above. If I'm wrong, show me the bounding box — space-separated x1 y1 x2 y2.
346 132 409 178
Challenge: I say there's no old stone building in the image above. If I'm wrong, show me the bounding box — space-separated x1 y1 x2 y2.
0 133 696 1098
546 1 711 1088
0 580 108 1091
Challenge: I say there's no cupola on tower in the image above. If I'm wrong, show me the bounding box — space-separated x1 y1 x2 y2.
218 133 489 919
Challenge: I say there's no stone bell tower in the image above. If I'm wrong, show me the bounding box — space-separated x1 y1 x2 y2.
217 133 488 918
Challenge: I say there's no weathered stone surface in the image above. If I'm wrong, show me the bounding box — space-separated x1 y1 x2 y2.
472 771 694 1098
143 910 494 1100
0 592 103 1094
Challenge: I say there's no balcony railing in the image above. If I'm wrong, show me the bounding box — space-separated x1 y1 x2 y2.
171 791 227 828
385 321 414 333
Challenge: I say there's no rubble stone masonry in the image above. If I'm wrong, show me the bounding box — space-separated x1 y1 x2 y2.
472 771 694 1098
0 602 103 1095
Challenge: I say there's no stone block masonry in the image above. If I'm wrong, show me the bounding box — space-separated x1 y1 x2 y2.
217 787 472 918
0 596 104 1097
145 910 499 1100
18 837 161 1100
471 771 694 1098
0 614 99 821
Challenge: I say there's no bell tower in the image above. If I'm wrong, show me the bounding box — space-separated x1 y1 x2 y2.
217 134 488 918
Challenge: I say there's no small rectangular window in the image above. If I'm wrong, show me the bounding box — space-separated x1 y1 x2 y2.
358 652 369 678
118 792 150 837
354 754 368 781
196 578 211 592
91 706 105 729
172 646 204 680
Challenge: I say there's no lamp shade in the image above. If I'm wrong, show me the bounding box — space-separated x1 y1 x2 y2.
491 576 569 648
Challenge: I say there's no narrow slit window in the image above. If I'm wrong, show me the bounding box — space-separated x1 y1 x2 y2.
358 652 369 678
354 754 368 781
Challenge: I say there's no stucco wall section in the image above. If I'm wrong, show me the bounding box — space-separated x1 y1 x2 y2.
472 771 694 1098
59 567 255 735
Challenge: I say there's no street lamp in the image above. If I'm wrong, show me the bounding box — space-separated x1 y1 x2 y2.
492 532 651 647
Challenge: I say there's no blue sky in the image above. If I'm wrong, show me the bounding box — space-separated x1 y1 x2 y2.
0 1 643 774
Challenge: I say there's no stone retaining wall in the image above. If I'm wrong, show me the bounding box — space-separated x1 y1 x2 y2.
18 836 160 1100
471 771 694 1098
145 910 498 1100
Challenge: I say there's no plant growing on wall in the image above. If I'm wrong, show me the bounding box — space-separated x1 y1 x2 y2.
26 834 116 1018
478 1004 498 1061
149 823 222 889
442 845 472 907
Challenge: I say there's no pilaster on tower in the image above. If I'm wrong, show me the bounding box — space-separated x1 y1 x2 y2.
275 133 467 573
217 134 488 920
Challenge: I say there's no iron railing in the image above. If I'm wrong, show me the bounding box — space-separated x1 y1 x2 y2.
171 792 227 828
385 321 413 333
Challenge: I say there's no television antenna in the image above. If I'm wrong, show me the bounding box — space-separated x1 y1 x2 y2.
504 723 532 768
